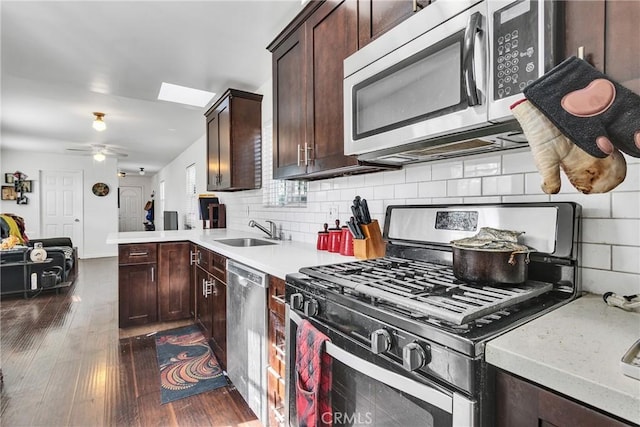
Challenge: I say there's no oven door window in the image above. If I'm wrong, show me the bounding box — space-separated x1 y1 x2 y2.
353 32 465 140
331 358 452 426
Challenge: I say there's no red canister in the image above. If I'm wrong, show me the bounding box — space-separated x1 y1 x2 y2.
316 223 329 251
328 220 342 253
339 226 354 256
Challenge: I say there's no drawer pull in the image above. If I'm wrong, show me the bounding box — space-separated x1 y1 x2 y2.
129 251 149 257
271 294 286 305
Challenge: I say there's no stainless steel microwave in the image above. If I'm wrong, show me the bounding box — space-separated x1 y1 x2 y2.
344 0 562 165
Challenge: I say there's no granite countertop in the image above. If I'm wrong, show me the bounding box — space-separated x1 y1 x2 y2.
486 293 640 425
106 229 355 279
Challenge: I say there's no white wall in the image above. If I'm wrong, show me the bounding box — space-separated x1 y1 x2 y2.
0 151 119 258
152 134 208 230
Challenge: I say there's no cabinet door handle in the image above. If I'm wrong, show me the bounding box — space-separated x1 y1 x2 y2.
304 142 313 166
151 266 154 282
297 143 302 166
189 251 197 265
577 46 585 60
413 0 417 12
202 278 206 297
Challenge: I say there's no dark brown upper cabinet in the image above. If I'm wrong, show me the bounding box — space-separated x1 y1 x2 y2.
268 0 392 180
358 0 430 48
563 0 639 95
205 89 262 191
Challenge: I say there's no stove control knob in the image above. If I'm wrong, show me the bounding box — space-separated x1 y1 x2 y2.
371 329 392 354
303 299 319 317
290 293 303 310
402 342 429 372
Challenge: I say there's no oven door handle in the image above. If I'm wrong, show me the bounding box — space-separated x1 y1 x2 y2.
288 309 476 420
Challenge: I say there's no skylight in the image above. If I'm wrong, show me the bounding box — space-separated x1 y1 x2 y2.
157 82 215 107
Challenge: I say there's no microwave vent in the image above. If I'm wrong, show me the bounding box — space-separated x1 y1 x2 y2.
404 139 494 157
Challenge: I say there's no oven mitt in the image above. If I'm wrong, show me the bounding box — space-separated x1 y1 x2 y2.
511 99 626 194
524 56 640 158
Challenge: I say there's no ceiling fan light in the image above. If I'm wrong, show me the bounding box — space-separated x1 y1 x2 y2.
139 167 145 176
92 112 106 131
117 171 126 178
93 152 106 162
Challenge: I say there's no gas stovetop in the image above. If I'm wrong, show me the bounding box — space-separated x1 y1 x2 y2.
287 203 580 352
299 257 553 325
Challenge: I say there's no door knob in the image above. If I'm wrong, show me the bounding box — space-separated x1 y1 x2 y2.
74 219 80 222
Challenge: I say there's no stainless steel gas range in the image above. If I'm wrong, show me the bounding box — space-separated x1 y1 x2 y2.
284 202 581 427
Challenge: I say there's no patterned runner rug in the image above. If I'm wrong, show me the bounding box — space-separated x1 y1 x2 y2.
154 324 227 404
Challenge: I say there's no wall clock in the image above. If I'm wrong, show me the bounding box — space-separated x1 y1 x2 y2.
92 182 110 197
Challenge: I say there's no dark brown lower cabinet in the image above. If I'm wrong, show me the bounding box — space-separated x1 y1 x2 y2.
210 278 227 368
267 276 286 426
118 263 157 328
195 266 213 340
495 370 633 427
158 242 191 321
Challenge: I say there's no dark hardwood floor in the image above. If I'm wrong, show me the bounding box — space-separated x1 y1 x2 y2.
0 257 261 427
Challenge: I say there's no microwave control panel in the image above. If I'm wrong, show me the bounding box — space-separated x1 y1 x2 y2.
492 0 539 100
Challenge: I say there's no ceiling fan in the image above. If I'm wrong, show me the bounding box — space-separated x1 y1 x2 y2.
65 144 128 161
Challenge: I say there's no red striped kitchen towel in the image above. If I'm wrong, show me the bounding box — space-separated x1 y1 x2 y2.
295 319 332 427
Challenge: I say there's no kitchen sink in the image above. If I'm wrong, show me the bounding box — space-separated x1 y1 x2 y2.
216 238 278 247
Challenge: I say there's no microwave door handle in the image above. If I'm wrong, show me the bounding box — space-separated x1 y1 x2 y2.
463 12 481 106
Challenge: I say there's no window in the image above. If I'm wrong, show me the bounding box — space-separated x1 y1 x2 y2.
185 164 197 229
159 180 166 214
262 120 308 207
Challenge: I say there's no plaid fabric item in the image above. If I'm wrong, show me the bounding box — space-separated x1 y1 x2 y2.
295 320 332 427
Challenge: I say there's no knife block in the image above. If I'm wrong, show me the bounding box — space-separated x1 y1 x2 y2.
353 220 386 260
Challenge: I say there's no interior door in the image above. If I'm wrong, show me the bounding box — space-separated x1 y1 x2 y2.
118 186 143 232
40 170 84 257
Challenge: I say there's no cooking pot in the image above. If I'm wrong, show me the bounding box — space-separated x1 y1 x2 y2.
451 227 530 285
452 245 530 284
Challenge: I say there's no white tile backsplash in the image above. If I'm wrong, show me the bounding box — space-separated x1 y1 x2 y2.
580 268 640 295
374 185 395 200
482 175 524 196
612 192 640 218
612 246 640 274
418 181 447 198
581 243 611 270
223 136 640 296
405 163 432 182
464 156 501 177
502 150 538 174
383 169 406 185
582 219 640 246
432 161 463 180
447 178 482 197
550 193 611 218
394 182 418 199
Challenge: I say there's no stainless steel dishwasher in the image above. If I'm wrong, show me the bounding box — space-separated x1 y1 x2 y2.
226 259 268 425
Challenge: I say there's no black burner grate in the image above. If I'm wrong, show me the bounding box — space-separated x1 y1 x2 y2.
300 257 553 325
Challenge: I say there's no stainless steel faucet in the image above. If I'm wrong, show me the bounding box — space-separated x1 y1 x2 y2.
248 219 279 240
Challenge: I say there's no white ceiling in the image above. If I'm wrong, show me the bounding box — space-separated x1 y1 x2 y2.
1 0 303 174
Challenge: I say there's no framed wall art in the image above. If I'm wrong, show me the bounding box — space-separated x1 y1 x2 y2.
1 186 17 200
16 180 32 193
4 173 15 184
